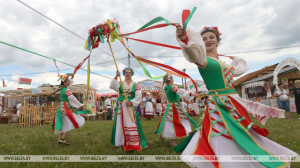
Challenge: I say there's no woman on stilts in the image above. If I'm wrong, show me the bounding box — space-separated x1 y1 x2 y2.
156 73 199 146
110 67 149 151
173 24 298 168
51 73 90 145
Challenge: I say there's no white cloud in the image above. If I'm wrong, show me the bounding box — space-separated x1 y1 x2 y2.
0 0 299 94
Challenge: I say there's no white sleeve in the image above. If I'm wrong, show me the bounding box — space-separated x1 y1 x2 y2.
176 27 206 66
130 90 142 107
152 98 155 103
67 78 74 88
66 89 83 108
109 78 120 92
230 56 249 77
274 89 280 95
176 88 194 101
143 97 146 102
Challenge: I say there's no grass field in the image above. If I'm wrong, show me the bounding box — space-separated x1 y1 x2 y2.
0 112 299 168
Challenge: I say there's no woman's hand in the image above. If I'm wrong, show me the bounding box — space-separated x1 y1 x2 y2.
116 71 120 77
175 24 187 41
126 102 132 107
82 105 87 110
70 73 75 79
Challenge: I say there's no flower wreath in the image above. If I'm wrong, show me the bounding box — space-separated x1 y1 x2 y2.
200 26 222 41
122 67 134 76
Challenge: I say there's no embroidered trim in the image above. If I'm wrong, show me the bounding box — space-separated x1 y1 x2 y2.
172 85 179 92
65 90 72 97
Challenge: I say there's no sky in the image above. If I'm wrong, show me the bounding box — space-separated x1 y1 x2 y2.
0 0 299 94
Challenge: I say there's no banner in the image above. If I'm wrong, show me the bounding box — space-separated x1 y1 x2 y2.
32 88 42 94
141 81 156 87
244 81 265 89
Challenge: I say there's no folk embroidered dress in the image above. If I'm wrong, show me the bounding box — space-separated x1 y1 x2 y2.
110 78 149 151
52 79 90 134
156 85 198 139
173 27 298 168
143 96 155 118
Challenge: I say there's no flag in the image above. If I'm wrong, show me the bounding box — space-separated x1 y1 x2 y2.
19 78 32 85
3 79 7 87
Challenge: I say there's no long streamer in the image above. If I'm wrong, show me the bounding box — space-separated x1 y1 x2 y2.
117 38 198 92
122 36 232 58
86 55 91 101
53 59 60 75
0 40 111 79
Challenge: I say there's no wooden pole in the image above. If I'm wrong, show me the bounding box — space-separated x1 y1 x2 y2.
106 35 134 123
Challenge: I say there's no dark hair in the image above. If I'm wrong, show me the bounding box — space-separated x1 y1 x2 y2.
201 30 221 46
278 82 284 87
48 81 65 100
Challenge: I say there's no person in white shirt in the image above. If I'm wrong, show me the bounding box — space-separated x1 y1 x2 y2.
105 95 113 120
180 99 187 111
274 82 291 118
16 101 22 117
192 98 200 115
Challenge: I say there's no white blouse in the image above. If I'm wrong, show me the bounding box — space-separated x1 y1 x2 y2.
176 27 249 77
274 89 289 96
171 85 194 101
109 78 142 107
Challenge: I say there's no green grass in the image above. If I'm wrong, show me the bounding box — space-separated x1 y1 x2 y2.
0 113 299 168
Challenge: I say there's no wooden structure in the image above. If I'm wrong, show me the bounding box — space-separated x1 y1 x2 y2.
234 63 300 98
0 84 97 116
18 104 57 128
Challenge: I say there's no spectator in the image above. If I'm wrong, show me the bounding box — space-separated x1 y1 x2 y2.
143 92 155 120
104 95 113 120
155 95 162 116
180 98 187 111
292 80 300 119
16 101 22 117
274 82 290 118
192 98 200 115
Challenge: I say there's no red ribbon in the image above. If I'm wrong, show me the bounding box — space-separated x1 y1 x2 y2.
123 36 181 50
118 23 176 36
182 10 190 36
73 54 90 77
